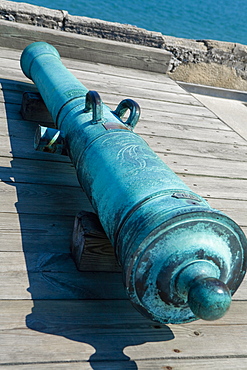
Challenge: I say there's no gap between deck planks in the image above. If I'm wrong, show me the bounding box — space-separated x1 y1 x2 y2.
0 359 247 370
0 359 245 370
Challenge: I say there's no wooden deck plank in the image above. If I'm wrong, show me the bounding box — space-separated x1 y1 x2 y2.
1 299 247 329
193 93 247 142
160 153 247 179
180 175 247 200
0 231 73 253
137 110 230 129
2 127 241 161
0 157 79 187
135 122 246 145
146 135 247 161
0 359 246 370
0 181 93 216
0 212 73 234
0 271 125 300
0 300 247 366
208 198 247 227
0 213 74 253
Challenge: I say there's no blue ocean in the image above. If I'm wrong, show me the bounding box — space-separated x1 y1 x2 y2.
11 0 247 45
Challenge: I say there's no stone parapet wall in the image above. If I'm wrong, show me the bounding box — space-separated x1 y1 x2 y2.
1 0 247 90
162 36 247 90
64 14 164 48
0 0 65 29
0 0 164 47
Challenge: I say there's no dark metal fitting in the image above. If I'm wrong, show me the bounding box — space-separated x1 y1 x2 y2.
34 125 67 155
83 90 103 124
113 98 141 129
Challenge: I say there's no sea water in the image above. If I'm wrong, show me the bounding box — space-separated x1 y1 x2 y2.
10 0 247 45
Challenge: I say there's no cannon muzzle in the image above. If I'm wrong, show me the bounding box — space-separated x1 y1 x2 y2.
20 42 247 324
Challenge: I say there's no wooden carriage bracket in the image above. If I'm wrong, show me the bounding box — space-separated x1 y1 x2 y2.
21 91 53 123
71 211 121 272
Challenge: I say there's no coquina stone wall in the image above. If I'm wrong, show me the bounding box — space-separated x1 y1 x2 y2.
1 0 247 90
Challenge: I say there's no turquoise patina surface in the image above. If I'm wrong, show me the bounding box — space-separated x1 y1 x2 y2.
20 42 247 324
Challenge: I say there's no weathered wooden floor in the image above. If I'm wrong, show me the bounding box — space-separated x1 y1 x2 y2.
0 45 247 370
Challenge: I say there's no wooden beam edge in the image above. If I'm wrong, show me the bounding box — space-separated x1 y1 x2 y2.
0 19 172 73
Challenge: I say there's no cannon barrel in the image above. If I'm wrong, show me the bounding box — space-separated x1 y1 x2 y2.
20 42 247 324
